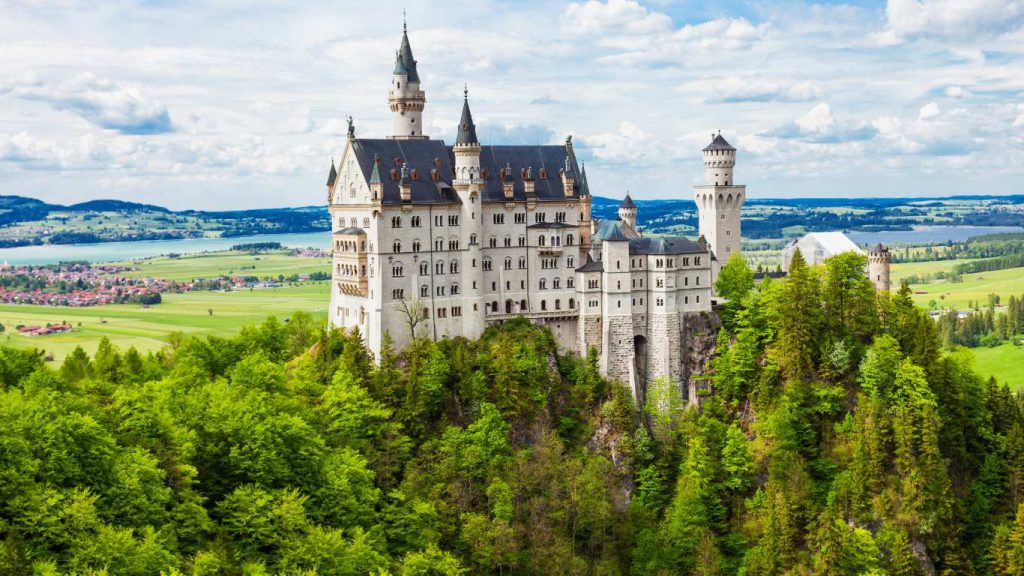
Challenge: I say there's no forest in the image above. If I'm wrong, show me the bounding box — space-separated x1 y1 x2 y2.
1 250 1023 575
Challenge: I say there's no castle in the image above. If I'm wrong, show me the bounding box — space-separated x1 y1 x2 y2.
326 24 745 401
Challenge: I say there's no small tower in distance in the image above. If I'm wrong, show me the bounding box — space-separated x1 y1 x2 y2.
618 194 637 231
388 18 427 140
693 131 745 284
869 243 891 292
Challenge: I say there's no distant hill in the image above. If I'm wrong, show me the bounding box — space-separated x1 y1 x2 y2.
0 195 331 247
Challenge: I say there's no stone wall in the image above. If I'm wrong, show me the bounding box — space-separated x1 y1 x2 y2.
679 310 721 408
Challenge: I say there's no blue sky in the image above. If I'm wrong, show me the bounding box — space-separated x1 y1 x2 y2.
1 0 1022 209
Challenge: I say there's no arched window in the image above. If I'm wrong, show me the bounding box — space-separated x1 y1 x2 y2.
451 283 460 295
519 257 527 269
539 278 547 290
567 234 574 246
392 265 403 277
450 260 459 274
419 261 429 275
520 299 527 311
420 285 429 297
391 216 402 228
504 257 512 270
393 240 401 253
492 301 499 313
553 278 561 289
435 261 445 275
569 298 575 309
539 235 546 246
469 233 477 245
567 257 575 268
489 236 497 248
555 299 561 310
567 277 575 288
541 300 547 311
435 238 444 251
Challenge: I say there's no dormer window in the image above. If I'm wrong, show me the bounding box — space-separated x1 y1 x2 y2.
540 168 547 179
390 169 399 181
411 169 420 181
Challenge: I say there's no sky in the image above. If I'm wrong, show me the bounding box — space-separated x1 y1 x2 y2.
1 0 1023 210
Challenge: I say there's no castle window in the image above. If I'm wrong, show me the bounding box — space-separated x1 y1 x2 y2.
412 240 421 252
515 213 526 224
483 259 493 271
393 240 402 253
519 236 526 247
696 276 700 285
435 239 444 251
567 234 574 246
539 278 547 290
541 300 547 311
393 289 404 300
470 233 477 245
436 286 445 296
420 262 428 275
567 257 575 268
489 236 497 248
411 216 421 227
657 278 664 288
504 257 512 270
494 214 505 225
504 237 512 248
553 278 561 289
436 307 446 318
684 277 689 286
519 257 527 269
520 299 527 311
555 299 561 310
392 265 404 277
491 301 499 313
685 296 689 304
364 217 370 227
450 261 459 274
657 298 664 307
696 295 700 303
392 216 402 228
695 257 701 266
421 285 429 297
452 306 462 317
449 240 459 250
567 277 574 288
435 262 445 275
616 261 621 270
435 215 444 227
451 283 460 295
539 236 546 247
569 298 575 309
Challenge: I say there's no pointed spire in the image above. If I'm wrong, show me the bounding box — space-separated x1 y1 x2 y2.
394 15 420 83
579 163 590 196
455 85 478 145
620 193 635 209
369 154 382 184
326 159 337 187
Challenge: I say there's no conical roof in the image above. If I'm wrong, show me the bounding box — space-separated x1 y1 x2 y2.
620 193 635 209
579 163 591 197
394 23 420 83
369 154 382 184
703 132 735 151
326 162 337 187
455 89 478 145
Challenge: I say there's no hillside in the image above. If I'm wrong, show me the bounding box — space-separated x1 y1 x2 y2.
0 195 330 247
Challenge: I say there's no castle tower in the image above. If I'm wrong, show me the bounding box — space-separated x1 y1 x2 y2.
388 19 427 140
579 163 593 256
693 131 745 284
869 243 891 292
453 87 485 339
618 194 637 231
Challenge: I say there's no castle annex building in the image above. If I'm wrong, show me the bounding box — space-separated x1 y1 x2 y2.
326 24 746 400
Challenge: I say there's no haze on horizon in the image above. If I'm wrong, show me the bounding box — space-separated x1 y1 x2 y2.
1 0 1023 211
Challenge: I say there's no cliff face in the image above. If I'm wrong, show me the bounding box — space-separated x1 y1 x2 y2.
680 310 721 408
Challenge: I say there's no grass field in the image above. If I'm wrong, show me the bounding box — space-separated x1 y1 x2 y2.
118 250 330 281
0 282 329 361
907 266 1024 309
972 342 1024 389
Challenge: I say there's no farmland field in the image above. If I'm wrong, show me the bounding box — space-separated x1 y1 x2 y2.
972 342 1024 389
906 266 1024 309
118 249 331 281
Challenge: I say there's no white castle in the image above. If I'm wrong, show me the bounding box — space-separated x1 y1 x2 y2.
326 24 746 400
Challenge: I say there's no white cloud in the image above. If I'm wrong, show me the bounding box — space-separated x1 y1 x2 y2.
4 73 174 135
764 103 878 143
944 85 966 98
707 78 821 103
1014 114 1024 127
581 122 659 165
881 0 1024 43
562 0 671 36
919 102 942 120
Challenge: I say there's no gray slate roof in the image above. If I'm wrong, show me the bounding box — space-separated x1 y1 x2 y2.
478 145 581 202
703 133 735 151
620 194 635 209
335 227 366 235
577 255 604 273
326 163 337 187
629 237 705 255
528 222 574 229
592 219 640 242
351 139 459 204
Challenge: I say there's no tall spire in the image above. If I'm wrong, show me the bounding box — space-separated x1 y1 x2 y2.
579 163 590 197
455 85 478 145
395 14 420 83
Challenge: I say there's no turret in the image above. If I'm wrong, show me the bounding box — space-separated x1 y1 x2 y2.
388 18 427 140
369 154 383 203
561 137 576 198
703 131 736 186
326 159 337 202
618 194 637 231
693 131 746 285
453 86 480 182
869 243 891 292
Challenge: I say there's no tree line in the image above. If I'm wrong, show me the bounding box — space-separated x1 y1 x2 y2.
1 249 1023 574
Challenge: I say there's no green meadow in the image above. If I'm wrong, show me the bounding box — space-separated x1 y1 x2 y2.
119 249 331 281
0 281 329 361
972 342 1024 390
906 266 1024 310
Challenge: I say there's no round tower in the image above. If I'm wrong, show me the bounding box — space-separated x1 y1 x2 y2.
388 20 427 140
869 243 891 292
703 131 736 186
453 86 480 181
618 194 637 231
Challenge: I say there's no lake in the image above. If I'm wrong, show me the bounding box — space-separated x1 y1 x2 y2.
846 225 1024 246
0 231 331 266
